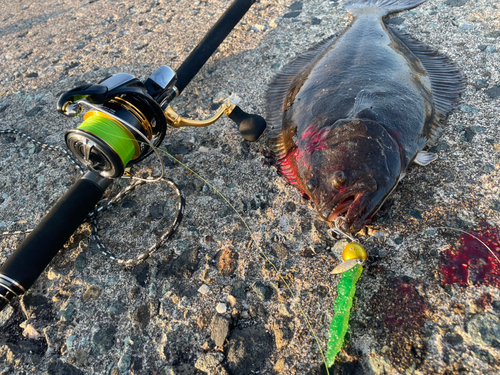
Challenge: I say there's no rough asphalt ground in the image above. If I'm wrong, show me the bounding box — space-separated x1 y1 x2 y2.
0 0 499 374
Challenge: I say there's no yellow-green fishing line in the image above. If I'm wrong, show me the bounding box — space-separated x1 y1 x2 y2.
326 264 363 367
78 113 139 165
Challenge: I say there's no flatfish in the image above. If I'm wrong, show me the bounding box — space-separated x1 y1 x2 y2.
267 0 465 233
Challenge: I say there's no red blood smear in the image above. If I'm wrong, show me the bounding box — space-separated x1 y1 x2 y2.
382 280 427 332
440 226 500 288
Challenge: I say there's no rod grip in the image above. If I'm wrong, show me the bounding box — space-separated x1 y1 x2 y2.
0 172 111 310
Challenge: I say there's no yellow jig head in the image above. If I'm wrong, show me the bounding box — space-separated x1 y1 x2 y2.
342 242 367 262
331 217 368 274
332 242 367 274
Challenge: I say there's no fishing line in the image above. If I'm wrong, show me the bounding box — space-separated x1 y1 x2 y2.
433 226 500 265
0 128 84 173
381 225 500 267
88 177 185 267
148 144 332 374
0 128 84 238
77 112 140 167
0 128 184 267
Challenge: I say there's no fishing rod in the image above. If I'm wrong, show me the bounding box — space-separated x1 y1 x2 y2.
0 0 266 312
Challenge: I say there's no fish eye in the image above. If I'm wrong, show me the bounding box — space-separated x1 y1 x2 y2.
332 171 346 188
307 177 318 191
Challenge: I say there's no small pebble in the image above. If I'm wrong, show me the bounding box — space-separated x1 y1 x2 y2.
59 303 75 322
22 323 41 339
367 228 388 237
47 269 60 280
228 295 237 307
148 283 157 298
82 286 101 303
0 305 14 327
378 250 388 257
66 334 76 350
195 352 224 372
118 352 132 373
198 284 210 295
216 303 227 314
459 104 479 114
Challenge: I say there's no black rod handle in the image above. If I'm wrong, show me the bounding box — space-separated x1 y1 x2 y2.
175 0 256 94
0 172 112 311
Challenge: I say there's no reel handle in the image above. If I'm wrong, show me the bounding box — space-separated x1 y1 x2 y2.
228 105 267 142
0 172 111 311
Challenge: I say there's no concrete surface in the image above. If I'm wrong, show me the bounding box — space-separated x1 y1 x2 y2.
0 0 499 374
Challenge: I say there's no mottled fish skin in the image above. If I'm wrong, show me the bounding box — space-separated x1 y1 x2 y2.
267 0 464 233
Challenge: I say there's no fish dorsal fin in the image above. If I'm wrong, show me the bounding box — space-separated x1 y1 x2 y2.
387 25 466 146
414 150 438 166
266 35 336 146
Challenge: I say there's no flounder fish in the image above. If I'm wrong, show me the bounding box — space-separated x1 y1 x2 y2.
267 0 465 233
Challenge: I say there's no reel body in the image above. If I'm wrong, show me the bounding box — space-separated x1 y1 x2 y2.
59 72 171 178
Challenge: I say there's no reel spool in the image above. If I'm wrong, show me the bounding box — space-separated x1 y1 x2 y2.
66 111 140 178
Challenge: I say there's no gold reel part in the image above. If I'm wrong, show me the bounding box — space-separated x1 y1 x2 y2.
164 98 236 128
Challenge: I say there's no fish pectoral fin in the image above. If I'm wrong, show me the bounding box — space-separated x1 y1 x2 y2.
351 90 375 114
414 151 438 166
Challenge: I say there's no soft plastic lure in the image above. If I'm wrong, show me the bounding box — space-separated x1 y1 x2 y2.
326 241 366 367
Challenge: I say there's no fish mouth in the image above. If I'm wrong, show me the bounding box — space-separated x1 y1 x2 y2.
327 195 357 221
321 176 377 232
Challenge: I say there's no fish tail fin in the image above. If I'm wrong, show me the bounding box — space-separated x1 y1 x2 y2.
344 0 426 17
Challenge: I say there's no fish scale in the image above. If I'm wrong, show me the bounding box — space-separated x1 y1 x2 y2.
266 0 465 233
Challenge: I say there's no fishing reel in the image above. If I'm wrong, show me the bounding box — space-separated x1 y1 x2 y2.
57 65 266 178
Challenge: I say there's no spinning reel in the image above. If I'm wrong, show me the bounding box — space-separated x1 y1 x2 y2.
57 65 266 178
